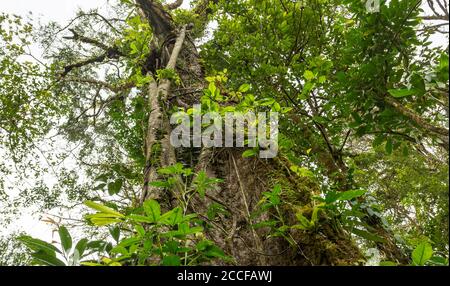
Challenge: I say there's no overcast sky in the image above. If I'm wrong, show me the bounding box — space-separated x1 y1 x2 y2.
0 0 107 22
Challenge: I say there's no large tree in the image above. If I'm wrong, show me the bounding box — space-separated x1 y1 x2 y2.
0 0 448 266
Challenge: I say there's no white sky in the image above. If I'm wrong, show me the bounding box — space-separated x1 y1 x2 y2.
0 0 107 22
1 0 110 244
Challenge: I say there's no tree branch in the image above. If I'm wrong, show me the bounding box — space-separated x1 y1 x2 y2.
165 0 184 10
62 77 135 93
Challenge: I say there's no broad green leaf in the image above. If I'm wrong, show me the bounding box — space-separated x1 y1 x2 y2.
388 89 418 98
336 189 366 201
89 217 123 226
238 83 251 93
86 213 124 226
116 237 140 250
143 199 161 222
58 226 72 252
109 226 121 242
75 238 88 257
242 149 258 158
18 235 61 255
160 207 183 226
428 256 448 266
204 245 227 259
412 242 433 266
84 201 124 218
135 225 146 237
149 181 171 188
108 179 123 196
127 214 155 223
31 251 66 266
162 255 181 266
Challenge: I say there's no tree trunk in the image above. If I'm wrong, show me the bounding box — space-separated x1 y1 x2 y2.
136 0 363 265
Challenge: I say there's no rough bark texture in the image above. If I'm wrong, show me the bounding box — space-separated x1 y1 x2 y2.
189 149 362 265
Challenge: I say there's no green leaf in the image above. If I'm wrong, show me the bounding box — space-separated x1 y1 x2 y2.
149 181 171 188
290 165 314 178
412 242 433 266
109 226 121 242
388 89 418 98
372 135 386 148
295 212 313 229
88 216 123 226
385 138 393 155
108 179 123 196
84 201 124 218
31 250 66 266
75 239 88 257
192 171 222 199
162 255 181 266
238 83 251 93
127 214 155 223
117 237 140 248
143 199 161 222
428 256 448 266
242 149 258 158
18 235 61 255
135 225 146 237
311 205 323 224
272 102 281 112
204 245 227 259
58 226 72 252
160 207 183 226
304 70 315 81
336 189 366 201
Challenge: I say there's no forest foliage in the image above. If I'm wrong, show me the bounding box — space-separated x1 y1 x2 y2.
0 0 448 266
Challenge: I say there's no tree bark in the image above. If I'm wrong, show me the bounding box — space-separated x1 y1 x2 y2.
136 0 363 265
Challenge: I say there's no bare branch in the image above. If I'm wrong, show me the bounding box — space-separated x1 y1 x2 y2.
61 54 108 77
165 0 184 10
60 46 123 77
421 15 449 21
63 29 110 50
62 77 135 93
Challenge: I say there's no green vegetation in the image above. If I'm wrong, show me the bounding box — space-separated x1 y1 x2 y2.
0 0 448 266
